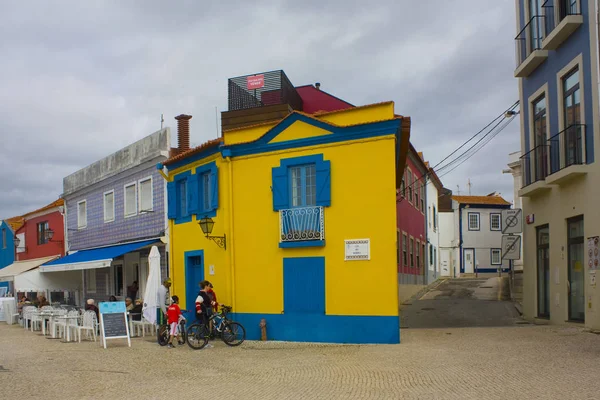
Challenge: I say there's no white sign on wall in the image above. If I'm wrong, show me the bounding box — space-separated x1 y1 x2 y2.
344 239 370 261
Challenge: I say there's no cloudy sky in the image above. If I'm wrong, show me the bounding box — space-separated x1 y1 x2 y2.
0 0 520 219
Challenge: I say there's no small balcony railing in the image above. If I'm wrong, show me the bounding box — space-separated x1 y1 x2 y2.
279 206 324 243
542 0 580 35
520 144 550 187
548 124 586 173
515 15 545 67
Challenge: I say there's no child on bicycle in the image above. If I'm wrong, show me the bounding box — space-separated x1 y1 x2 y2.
166 295 183 348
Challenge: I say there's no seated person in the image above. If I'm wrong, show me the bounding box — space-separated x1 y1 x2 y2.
125 297 134 311
85 299 99 320
130 299 143 321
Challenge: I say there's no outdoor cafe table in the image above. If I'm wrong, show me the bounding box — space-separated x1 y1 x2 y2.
38 311 64 338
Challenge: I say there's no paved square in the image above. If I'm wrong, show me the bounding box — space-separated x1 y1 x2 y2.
1 323 600 399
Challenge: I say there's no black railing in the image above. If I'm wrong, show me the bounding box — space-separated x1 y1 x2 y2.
520 144 550 187
542 0 580 35
548 124 586 174
227 70 303 112
515 15 546 67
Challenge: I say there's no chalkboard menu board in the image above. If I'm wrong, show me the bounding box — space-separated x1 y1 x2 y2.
98 301 131 348
102 313 128 338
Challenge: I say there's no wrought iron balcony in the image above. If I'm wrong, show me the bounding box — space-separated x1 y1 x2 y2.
279 206 324 244
515 16 548 77
542 0 583 50
521 144 550 187
545 124 588 185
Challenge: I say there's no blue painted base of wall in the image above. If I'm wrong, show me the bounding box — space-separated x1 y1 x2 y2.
231 312 400 344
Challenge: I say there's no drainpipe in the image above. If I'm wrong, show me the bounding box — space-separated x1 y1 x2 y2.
223 150 237 311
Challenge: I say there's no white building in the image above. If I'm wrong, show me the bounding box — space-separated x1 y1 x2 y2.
425 165 443 281
437 188 457 277
452 194 512 276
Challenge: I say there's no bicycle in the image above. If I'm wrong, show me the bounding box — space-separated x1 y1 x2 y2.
186 305 246 350
157 312 187 346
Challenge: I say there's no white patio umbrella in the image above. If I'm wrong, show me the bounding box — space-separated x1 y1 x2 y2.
142 246 161 324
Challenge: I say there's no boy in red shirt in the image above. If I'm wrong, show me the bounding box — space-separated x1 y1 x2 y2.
166 295 182 348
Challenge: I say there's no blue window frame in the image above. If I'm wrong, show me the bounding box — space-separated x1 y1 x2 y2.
289 164 316 207
272 154 331 211
194 162 218 218
167 170 192 224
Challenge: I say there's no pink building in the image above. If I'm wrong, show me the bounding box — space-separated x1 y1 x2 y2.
397 144 428 284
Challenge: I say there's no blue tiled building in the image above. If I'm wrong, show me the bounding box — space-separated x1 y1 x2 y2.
514 0 600 330
41 129 172 302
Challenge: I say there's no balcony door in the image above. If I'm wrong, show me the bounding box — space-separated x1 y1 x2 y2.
563 68 582 167
533 95 548 180
567 216 584 322
559 0 577 20
529 0 544 50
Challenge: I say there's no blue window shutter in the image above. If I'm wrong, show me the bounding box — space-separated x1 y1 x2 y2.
315 159 331 207
187 175 199 215
210 165 219 211
272 165 289 211
167 181 177 219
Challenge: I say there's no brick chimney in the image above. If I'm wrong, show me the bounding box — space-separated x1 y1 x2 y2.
174 114 192 153
315 82 321 90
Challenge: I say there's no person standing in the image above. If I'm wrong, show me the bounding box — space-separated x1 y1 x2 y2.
166 295 182 348
195 281 213 348
157 278 171 328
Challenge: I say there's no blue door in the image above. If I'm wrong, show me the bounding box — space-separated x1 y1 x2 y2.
185 251 204 322
283 257 325 314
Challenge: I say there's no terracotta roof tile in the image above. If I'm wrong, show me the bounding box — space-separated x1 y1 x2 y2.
21 199 64 219
452 195 511 206
5 216 24 232
162 138 223 166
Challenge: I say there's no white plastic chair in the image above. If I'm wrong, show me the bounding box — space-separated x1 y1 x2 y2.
132 317 154 337
77 311 97 343
51 309 68 338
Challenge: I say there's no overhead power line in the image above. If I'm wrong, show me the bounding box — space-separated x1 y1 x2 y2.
398 101 519 203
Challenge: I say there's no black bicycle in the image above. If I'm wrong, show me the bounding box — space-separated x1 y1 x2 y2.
186 305 246 350
157 312 187 346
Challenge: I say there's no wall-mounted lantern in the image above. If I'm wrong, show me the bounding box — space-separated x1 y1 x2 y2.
198 217 226 250
45 229 63 244
13 236 20 248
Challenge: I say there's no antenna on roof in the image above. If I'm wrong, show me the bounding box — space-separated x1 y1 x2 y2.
467 178 472 195
215 106 220 138
160 113 164 130
456 185 460 195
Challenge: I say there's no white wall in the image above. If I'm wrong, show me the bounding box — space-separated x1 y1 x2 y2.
426 179 440 279
438 211 456 277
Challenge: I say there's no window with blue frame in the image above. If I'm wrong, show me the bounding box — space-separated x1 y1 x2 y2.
167 162 219 224
272 154 330 247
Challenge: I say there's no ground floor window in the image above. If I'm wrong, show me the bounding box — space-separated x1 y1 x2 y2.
491 249 502 265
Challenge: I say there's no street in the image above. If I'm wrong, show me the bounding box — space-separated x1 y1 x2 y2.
2 280 600 400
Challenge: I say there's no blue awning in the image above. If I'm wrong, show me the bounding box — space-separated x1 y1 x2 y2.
40 239 160 272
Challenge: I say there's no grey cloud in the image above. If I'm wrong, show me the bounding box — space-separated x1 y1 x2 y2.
0 0 520 218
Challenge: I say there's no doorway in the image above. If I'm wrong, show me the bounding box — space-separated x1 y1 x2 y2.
440 249 451 277
536 225 550 318
463 249 474 274
185 251 204 321
567 216 584 322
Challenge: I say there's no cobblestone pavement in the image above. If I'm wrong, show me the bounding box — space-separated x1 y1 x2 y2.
2 323 600 399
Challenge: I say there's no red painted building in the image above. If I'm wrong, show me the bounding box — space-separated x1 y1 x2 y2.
295 84 354 114
15 199 65 261
397 144 427 282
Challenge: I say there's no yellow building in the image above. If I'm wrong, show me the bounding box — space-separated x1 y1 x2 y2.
158 77 410 343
